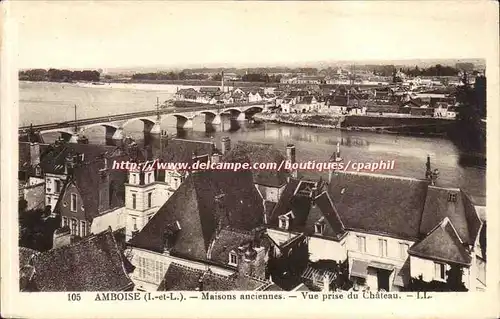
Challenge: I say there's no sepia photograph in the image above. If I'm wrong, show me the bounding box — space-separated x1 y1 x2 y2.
2 1 499 318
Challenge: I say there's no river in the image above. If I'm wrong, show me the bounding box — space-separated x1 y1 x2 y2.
19 81 486 199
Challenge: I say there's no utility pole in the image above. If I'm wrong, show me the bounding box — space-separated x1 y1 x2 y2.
156 97 163 158
74 104 78 132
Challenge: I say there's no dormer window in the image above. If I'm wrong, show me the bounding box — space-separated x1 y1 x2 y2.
314 223 325 235
35 166 41 176
228 251 238 266
448 193 457 202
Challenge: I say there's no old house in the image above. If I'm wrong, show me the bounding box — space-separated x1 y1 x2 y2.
53 156 128 237
293 96 319 113
124 138 217 240
222 140 291 214
20 139 125 213
127 169 272 291
267 153 483 292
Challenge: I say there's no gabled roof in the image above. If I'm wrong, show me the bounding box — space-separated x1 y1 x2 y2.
327 171 429 240
157 262 267 291
128 170 264 261
306 192 345 240
29 229 133 291
268 178 306 224
419 187 481 245
54 159 127 220
300 96 316 104
408 218 472 266
223 141 289 187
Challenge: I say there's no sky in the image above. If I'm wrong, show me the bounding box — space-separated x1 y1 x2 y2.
8 1 496 70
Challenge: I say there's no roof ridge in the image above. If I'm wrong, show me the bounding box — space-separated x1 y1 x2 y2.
170 262 205 275
334 170 427 183
44 228 113 254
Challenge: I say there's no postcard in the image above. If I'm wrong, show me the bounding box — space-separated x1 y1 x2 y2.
1 1 499 318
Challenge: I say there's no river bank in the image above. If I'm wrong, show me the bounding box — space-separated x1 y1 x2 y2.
254 113 452 135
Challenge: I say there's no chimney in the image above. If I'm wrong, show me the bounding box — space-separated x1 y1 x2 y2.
30 142 40 166
64 154 75 175
286 144 296 163
211 151 222 164
286 144 297 179
53 227 71 249
221 136 231 155
221 71 225 93
98 159 110 212
238 242 266 280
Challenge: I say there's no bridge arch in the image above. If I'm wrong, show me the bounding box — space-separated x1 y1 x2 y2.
121 117 156 129
198 110 221 125
243 106 264 113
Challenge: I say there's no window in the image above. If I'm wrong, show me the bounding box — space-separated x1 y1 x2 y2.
132 194 136 209
35 166 41 176
314 223 324 235
71 218 78 236
448 193 457 202
356 235 366 253
62 216 68 227
378 239 388 257
47 197 51 204
279 216 289 230
399 243 409 259
229 251 238 266
55 180 61 193
80 221 87 237
147 192 152 208
132 217 137 230
137 257 165 284
434 262 446 280
70 194 77 212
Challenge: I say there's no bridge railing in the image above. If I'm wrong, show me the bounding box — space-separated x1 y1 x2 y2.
19 105 223 131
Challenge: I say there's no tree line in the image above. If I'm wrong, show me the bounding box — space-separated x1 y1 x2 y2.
132 72 210 81
19 69 101 82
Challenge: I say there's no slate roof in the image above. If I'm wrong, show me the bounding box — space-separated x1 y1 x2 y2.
223 141 289 187
19 247 38 266
159 138 215 165
268 179 345 240
408 218 472 266
29 229 134 291
157 263 267 291
209 228 254 266
419 187 481 245
323 171 482 265
300 96 316 104
53 159 127 220
128 170 264 262
306 192 345 240
268 178 301 223
37 142 119 175
327 171 429 240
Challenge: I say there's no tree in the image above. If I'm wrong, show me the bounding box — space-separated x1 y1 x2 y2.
446 265 467 291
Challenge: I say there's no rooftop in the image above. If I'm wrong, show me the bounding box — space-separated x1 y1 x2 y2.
27 229 133 291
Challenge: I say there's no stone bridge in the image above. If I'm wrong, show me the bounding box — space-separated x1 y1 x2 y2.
20 104 265 143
